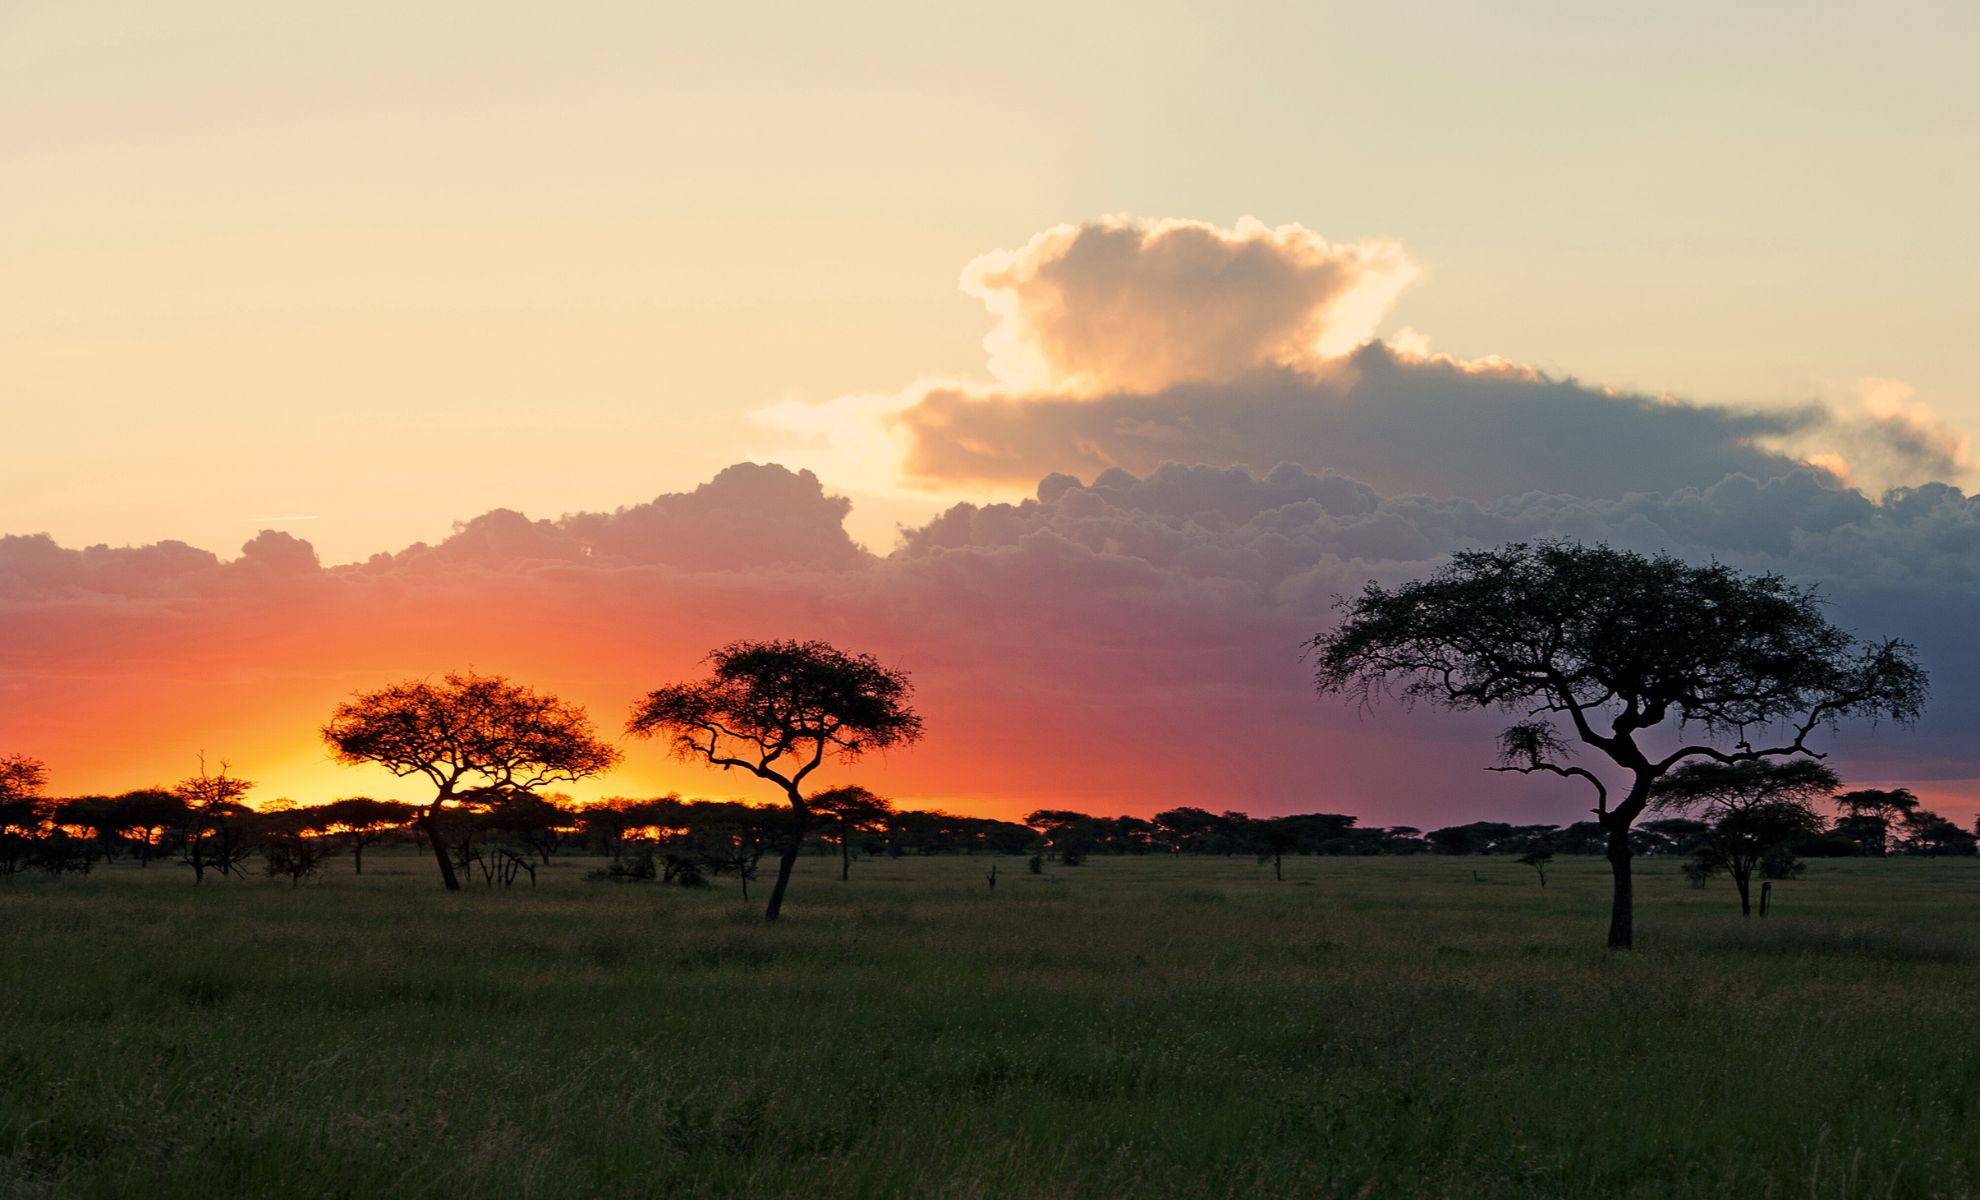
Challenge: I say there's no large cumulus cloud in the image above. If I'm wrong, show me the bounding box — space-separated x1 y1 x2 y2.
757 216 1972 505
961 216 1418 393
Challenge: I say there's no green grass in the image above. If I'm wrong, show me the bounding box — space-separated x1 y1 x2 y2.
4 852 1980 1198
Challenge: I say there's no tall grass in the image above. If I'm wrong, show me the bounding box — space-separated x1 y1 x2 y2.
3 853 1978 1197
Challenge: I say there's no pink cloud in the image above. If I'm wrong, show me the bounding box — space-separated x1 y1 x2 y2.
4 461 1976 830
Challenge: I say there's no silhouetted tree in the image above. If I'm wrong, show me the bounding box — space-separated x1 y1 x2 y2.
684 801 784 899
1252 818 1300 880
323 672 621 891
1025 809 1102 864
108 789 186 865
1518 847 1554 887
1652 760 1836 916
261 810 338 886
1153 806 1222 854
308 796 416 873
627 640 923 920
1895 808 1978 856
1289 813 1365 854
54 795 129 862
880 808 1034 856
1379 825 1429 854
1426 821 1517 855
28 831 98 876
574 795 676 853
0 756 50 880
481 791 580 864
1830 788 1920 856
173 757 256 884
808 785 894 881
1311 540 1927 948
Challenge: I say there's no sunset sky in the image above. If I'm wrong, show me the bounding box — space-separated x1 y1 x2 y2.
4 2 1978 825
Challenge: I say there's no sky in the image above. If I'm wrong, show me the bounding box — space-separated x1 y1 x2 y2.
4 2 1979 825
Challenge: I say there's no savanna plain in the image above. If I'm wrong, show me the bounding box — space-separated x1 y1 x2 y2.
4 854 1978 1199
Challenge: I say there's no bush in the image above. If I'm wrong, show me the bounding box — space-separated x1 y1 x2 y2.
590 843 658 883
27 833 97 877
662 853 711 888
1759 846 1805 881
262 831 336 886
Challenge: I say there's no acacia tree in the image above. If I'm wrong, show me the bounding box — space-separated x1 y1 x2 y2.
108 789 188 866
1311 541 1926 949
1831 788 1919 856
322 672 621 891
808 785 895 882
173 757 256 884
55 796 128 862
480 791 581 865
307 796 417 874
261 807 340 886
1251 819 1300 881
686 802 784 899
1651 760 1836 915
627 640 923 920
1895 808 1978 856
0 755 50 880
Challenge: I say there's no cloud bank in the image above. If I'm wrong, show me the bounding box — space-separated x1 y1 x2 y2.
5 461 1977 825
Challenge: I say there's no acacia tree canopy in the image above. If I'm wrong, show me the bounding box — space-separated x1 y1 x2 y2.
172 758 256 884
322 671 620 891
628 641 922 779
1652 759 1836 915
1652 759 1842 813
809 784 896 881
0 756 50 875
1310 540 1927 948
627 639 922 920
0 754 48 805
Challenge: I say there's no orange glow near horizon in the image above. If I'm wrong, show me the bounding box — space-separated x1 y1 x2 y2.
25 668 1980 830
8 472 1973 833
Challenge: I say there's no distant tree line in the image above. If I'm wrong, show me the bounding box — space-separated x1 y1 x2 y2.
1023 791 1976 867
5 755 1973 895
0 757 1042 887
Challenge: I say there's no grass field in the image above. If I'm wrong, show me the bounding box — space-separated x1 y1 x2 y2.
4 851 1979 1198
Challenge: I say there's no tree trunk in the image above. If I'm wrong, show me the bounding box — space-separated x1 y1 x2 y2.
840 818 851 882
1605 823 1633 950
1734 870 1752 917
763 801 808 921
187 823 207 884
1274 852 1283 882
422 809 461 892
352 840 364 875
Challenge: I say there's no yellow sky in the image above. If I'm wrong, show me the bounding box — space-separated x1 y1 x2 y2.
4 0 1977 562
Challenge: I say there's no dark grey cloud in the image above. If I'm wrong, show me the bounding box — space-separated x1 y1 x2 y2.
896 342 1836 501
896 462 1980 788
